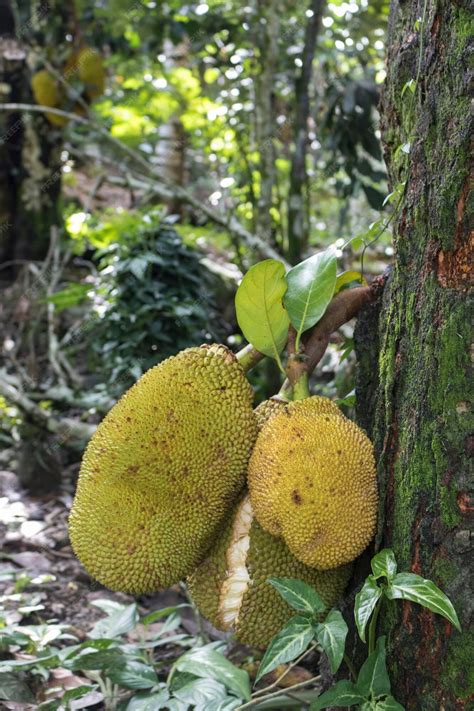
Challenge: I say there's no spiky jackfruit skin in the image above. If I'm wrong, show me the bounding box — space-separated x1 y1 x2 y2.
251 397 345 537
69 345 257 594
187 496 351 648
31 70 67 126
248 398 377 570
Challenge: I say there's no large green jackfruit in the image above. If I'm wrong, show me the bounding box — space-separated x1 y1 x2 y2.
69 345 257 594
187 494 352 648
248 397 377 570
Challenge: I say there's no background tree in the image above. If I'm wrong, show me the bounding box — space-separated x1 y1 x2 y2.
355 0 472 707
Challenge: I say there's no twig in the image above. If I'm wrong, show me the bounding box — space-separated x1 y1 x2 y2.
236 674 321 710
253 642 317 697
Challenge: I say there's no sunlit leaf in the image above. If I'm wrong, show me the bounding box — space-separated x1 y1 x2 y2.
268 578 325 615
256 616 315 683
385 573 461 631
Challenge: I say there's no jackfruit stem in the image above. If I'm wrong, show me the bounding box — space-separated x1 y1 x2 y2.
236 344 265 373
292 372 310 400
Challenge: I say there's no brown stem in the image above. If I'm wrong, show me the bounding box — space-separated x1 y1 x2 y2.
283 285 373 390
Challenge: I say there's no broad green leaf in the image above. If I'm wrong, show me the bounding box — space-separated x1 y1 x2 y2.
125 689 170 710
283 247 337 347
61 685 97 705
335 271 367 293
357 636 391 698
67 647 126 671
355 576 383 642
173 645 251 701
141 605 189 625
89 603 139 639
268 578 325 615
371 550 397 581
310 680 366 709
385 573 461 631
256 615 315 683
235 259 290 366
173 677 229 706
375 696 406 710
0 672 35 702
107 661 158 689
315 610 348 674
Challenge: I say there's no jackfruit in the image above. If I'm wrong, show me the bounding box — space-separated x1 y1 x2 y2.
69 345 257 594
248 397 377 569
31 70 67 126
251 396 345 537
187 494 352 648
75 47 105 100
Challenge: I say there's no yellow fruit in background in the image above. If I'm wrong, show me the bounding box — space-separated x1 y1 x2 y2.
69 345 258 594
248 397 378 569
31 70 68 126
187 494 352 648
75 47 105 100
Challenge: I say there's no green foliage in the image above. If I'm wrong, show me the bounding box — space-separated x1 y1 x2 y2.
66 210 226 392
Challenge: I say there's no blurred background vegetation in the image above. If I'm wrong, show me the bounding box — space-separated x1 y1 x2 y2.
0 0 392 494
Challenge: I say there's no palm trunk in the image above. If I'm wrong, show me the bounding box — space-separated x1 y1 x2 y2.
354 1 472 708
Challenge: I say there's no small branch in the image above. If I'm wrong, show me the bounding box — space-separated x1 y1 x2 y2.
0 379 95 443
253 642 317 697
281 286 373 392
236 344 266 373
236 674 321 710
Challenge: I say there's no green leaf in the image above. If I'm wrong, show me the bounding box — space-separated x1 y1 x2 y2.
173 645 251 701
335 271 367 294
61 685 97 705
355 576 383 643
89 603 139 639
125 689 170 710
315 610 348 674
67 647 125 671
107 661 158 689
371 549 397 581
141 605 189 625
283 247 337 348
173 677 229 706
374 696 406 710
310 680 366 709
256 615 315 683
0 672 35 702
385 573 461 631
235 259 290 367
357 636 391 698
268 578 326 615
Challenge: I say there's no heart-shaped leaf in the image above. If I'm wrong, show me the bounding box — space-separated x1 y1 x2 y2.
371 550 397 582
310 679 366 709
315 610 348 674
235 259 290 369
268 578 325 615
173 645 251 701
384 573 461 631
357 636 391 698
284 247 337 349
355 575 382 643
256 615 315 683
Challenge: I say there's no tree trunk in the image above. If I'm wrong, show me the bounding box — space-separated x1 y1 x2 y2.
355 1 472 708
0 1 70 274
286 0 325 264
253 0 281 244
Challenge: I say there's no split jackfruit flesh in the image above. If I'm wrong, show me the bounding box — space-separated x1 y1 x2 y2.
248 397 377 569
187 494 352 648
69 345 257 594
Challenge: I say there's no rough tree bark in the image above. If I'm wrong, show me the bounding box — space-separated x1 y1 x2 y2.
355 1 472 708
253 0 282 244
0 1 70 273
287 0 325 264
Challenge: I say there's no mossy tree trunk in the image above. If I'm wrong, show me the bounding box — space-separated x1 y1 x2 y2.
0 0 72 274
354 1 472 708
